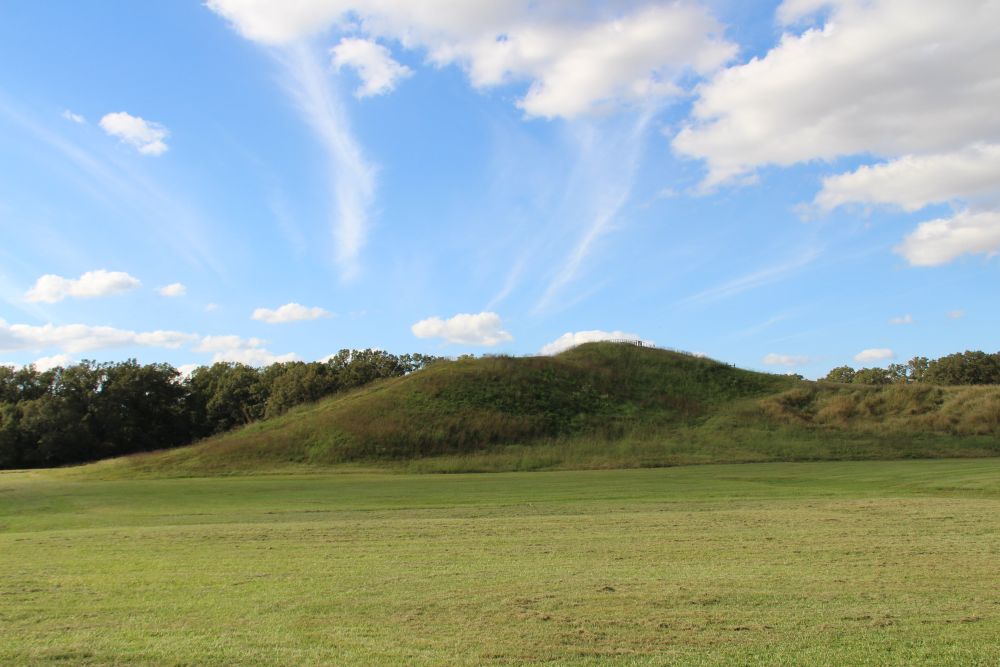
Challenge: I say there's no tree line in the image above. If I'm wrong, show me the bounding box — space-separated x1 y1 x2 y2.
0 350 439 469
824 350 1000 386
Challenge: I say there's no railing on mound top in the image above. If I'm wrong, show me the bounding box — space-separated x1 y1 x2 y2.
604 339 721 363
606 338 656 348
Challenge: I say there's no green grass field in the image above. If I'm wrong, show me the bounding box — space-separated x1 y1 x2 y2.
3 459 999 665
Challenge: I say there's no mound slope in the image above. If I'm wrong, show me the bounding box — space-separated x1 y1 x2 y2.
96 343 1000 476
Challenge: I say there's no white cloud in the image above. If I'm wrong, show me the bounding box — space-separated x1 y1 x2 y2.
99 111 169 156
206 1 736 294
24 270 141 303
534 115 650 312
0 319 197 353
31 354 74 372
158 282 186 297
816 144 1000 213
282 45 376 280
207 1 736 119
196 335 298 365
62 109 85 124
679 248 820 305
252 302 332 324
674 1 1000 188
205 303 219 312
888 314 913 325
205 0 348 43
175 363 201 378
854 348 895 363
2 99 219 272
540 330 654 356
411 311 512 346
331 38 412 98
894 210 1000 266
473 4 736 119
762 353 810 367
672 0 1000 268
947 309 966 319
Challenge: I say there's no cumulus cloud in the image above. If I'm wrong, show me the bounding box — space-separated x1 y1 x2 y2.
854 348 895 363
816 144 1000 213
411 311 512 346
888 314 913 325
674 0 1000 188
99 111 169 156
474 4 736 119
31 354 73 372
0 319 196 354
207 1 735 119
762 353 810 367
331 37 412 98
894 210 1000 266
196 335 298 365
62 109 85 124
175 363 201 378
540 330 653 356
24 270 141 303
158 282 186 297
252 302 332 324
670 0 1000 268
205 303 219 312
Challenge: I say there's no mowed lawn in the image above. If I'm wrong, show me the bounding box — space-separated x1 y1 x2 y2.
1 461 999 666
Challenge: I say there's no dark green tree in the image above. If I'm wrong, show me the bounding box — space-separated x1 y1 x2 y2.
824 366 856 383
853 367 892 385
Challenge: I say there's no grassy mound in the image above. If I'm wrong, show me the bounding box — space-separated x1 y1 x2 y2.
91 343 1000 477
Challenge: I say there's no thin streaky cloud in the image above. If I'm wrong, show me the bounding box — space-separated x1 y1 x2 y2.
678 248 821 306
730 314 788 339
0 97 224 275
280 44 376 282
485 255 526 312
534 113 651 313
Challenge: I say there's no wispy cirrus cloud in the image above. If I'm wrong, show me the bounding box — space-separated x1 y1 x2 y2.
206 1 737 291
678 248 820 306
533 113 651 313
0 98 223 275
281 45 377 281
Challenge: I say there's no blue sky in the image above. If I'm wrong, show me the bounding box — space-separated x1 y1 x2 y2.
1 0 998 378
